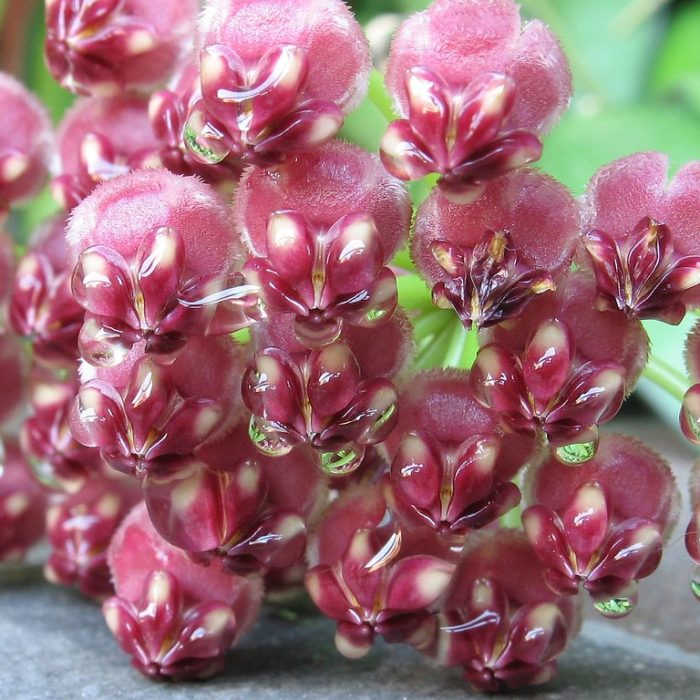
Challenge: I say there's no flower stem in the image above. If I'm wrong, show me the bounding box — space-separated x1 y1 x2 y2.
642 355 688 402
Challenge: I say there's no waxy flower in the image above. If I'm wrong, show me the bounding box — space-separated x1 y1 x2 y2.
0 440 46 562
428 531 580 693
105 503 263 679
45 0 199 96
44 476 140 598
581 153 700 324
67 170 253 366
306 486 455 659
242 342 399 474
244 211 398 347
413 170 578 330
522 435 678 616
186 0 370 168
482 272 650 393
382 0 571 202
22 373 106 493
384 371 534 534
471 319 626 462
0 72 51 211
10 218 84 366
148 64 241 183
70 337 243 477
52 96 161 209
0 232 14 310
142 425 318 575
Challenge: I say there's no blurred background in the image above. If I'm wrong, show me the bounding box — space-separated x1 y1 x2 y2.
1 0 700 422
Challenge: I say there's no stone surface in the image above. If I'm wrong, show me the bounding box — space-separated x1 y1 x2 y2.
2 570 700 699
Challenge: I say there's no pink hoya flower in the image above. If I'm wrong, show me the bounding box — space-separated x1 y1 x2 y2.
0 72 51 212
52 96 161 210
105 502 263 680
45 0 199 96
381 0 571 203
67 170 253 367
10 216 84 367
482 272 650 394
472 317 627 463
186 0 370 168
243 312 412 472
243 342 400 475
22 371 105 493
70 336 244 477
522 434 678 617
235 142 411 346
142 424 320 575
148 62 242 183
413 169 579 330
306 485 455 659
427 531 580 693
44 474 141 599
580 152 700 324
384 370 536 534
0 439 47 562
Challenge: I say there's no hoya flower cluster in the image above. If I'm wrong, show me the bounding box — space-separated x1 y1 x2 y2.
0 0 698 692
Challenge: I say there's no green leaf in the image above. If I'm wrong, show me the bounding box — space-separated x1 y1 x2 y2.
650 1 700 114
538 103 700 194
520 0 664 104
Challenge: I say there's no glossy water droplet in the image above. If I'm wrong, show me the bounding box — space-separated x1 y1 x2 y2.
248 415 293 457
684 407 700 441
554 440 597 465
320 444 364 475
592 595 635 618
691 566 700 601
183 119 230 165
371 402 397 434
365 306 389 323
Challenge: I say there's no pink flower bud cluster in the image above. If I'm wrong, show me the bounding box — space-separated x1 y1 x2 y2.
0 0 699 693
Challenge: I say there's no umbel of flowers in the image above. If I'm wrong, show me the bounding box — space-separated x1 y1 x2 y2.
0 0 699 693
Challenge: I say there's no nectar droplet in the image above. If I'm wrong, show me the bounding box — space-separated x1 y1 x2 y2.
554 440 597 465
248 415 294 457
691 566 700 601
320 444 364 475
593 596 635 618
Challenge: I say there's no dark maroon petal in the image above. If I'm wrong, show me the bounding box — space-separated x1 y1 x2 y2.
307 343 361 419
325 214 384 296
404 66 450 167
523 320 573 406
380 119 436 181
72 245 138 326
134 227 185 329
560 483 609 562
71 380 129 456
384 555 454 611
242 347 303 426
521 506 575 589
265 211 315 285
